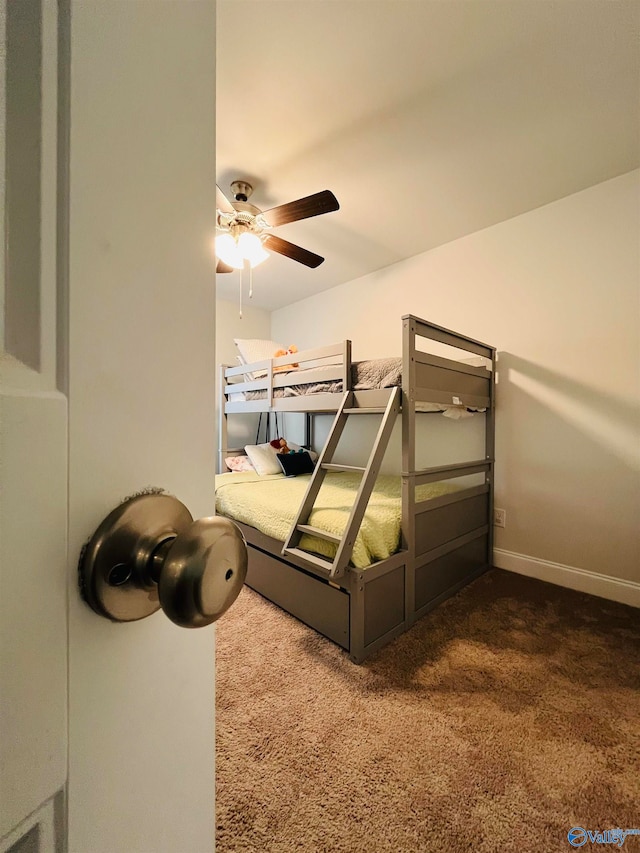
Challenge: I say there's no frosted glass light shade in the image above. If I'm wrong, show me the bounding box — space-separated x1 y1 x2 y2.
215 233 244 269
237 232 269 267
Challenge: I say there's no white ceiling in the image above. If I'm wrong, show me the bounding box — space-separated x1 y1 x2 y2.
216 0 639 310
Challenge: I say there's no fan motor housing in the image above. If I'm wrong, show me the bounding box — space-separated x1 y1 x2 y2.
230 180 253 203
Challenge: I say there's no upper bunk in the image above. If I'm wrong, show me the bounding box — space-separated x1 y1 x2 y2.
219 314 496 416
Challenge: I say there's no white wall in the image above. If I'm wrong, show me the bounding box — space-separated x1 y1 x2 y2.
215 296 272 461
215 295 272 369
272 171 640 591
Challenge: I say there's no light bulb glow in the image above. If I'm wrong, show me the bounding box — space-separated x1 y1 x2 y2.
215 233 244 269
237 232 269 267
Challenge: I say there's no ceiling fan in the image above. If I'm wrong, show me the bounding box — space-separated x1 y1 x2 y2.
215 181 339 273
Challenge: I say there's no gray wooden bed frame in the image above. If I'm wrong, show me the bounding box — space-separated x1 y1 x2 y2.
217 315 496 663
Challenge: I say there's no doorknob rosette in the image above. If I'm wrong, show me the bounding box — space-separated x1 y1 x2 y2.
79 493 247 627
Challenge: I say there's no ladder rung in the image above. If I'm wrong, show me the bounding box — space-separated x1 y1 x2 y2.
283 547 333 572
281 386 401 579
344 407 387 414
296 524 341 544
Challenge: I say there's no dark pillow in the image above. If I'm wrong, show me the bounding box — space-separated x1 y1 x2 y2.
277 450 316 477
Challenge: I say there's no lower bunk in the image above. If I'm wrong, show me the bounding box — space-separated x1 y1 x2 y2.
222 518 490 664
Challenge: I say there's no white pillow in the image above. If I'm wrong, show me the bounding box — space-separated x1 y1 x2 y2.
234 338 284 379
225 455 255 472
244 443 283 476
288 441 318 463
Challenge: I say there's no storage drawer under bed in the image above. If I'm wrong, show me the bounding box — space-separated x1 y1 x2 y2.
245 544 350 650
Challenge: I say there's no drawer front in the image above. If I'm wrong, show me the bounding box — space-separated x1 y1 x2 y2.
246 545 350 649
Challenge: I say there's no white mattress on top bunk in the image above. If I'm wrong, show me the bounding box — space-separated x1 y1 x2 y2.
227 356 486 417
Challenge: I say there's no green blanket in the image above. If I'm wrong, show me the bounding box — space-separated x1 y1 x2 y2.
215 471 455 569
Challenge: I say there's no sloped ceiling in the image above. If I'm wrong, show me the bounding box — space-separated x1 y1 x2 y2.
216 0 639 310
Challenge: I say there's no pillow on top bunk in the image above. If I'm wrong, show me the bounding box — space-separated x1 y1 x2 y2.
234 338 285 379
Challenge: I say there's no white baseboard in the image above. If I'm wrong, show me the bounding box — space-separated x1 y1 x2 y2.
492 549 640 609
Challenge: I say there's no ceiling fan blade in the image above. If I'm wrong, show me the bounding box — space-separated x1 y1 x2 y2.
263 235 324 268
216 259 234 274
261 190 339 227
216 184 235 214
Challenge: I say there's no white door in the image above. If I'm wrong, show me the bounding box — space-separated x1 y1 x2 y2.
1 3 219 851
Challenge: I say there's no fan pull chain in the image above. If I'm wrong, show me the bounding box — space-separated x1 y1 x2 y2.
238 268 243 319
249 265 253 299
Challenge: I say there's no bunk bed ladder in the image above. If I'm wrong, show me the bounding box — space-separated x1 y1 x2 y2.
282 385 401 580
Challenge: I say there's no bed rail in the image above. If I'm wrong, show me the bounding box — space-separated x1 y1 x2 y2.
403 314 494 360
221 339 352 414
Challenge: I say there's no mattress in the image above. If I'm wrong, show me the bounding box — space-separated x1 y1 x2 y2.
228 356 486 416
228 357 400 402
215 470 456 569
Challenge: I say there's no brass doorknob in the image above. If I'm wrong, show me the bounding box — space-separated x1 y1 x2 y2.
79 493 247 627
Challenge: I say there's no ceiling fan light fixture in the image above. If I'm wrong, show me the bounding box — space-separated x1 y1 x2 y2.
215 233 244 269
215 181 339 274
237 232 269 267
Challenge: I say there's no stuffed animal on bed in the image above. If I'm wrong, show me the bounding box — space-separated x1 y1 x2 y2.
272 344 299 372
270 437 291 454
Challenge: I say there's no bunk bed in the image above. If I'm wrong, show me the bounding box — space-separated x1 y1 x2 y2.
216 315 496 663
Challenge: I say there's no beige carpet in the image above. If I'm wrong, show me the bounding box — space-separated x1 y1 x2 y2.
216 569 640 853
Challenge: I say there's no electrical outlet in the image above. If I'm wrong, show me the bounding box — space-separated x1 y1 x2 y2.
493 508 506 528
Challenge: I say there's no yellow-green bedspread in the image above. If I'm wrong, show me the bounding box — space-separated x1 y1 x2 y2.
215 471 456 569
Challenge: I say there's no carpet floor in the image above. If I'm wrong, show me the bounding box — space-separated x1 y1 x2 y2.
216 569 640 853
